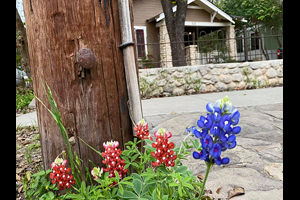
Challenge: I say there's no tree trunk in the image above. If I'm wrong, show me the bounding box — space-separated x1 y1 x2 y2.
22 0 135 172
161 0 187 67
16 8 31 79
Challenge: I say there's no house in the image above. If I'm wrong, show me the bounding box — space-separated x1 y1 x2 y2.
132 0 238 67
235 24 283 62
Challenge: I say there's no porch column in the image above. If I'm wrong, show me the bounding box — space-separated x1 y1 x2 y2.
158 20 173 68
226 25 237 61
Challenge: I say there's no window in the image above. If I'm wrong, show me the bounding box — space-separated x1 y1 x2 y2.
136 29 145 58
134 26 148 59
251 33 259 50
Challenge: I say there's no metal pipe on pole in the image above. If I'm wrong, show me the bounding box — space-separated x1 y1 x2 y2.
117 0 143 135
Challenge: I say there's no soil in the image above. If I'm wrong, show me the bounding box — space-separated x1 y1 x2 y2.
16 124 42 200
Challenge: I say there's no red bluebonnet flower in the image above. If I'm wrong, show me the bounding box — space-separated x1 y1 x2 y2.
101 140 128 183
134 118 151 140
49 157 75 190
151 128 177 167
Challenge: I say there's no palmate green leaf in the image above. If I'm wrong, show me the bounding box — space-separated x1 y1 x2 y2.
144 139 153 145
157 166 170 174
175 166 188 174
133 179 143 195
178 186 183 197
143 145 156 151
131 153 140 162
190 138 201 151
182 182 194 190
118 190 139 199
162 195 168 200
141 184 151 196
141 196 152 200
131 173 142 182
114 171 120 182
119 184 124 195
124 163 130 169
31 170 46 177
169 182 180 187
152 189 158 200
131 162 140 169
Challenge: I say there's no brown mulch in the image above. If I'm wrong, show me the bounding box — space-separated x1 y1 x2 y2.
16 125 42 200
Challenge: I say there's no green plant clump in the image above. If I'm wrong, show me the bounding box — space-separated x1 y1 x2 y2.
25 82 241 200
16 87 34 110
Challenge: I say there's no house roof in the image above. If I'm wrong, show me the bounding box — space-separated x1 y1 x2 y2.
147 0 235 24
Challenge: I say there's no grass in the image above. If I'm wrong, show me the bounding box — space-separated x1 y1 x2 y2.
16 86 34 111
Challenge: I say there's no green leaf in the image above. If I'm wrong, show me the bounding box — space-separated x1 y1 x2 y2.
162 195 169 200
143 145 156 151
124 163 131 169
144 139 153 145
190 138 201 151
175 166 187 174
152 189 158 200
182 176 190 183
131 173 143 182
119 181 133 187
114 171 120 182
131 153 140 162
31 170 46 177
118 190 139 199
131 162 140 168
182 182 194 190
119 184 124 195
141 195 153 200
169 182 180 187
133 179 143 195
141 184 151 196
178 186 183 197
157 166 170 174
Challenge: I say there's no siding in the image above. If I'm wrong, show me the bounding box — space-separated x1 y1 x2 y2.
133 0 163 26
186 9 211 22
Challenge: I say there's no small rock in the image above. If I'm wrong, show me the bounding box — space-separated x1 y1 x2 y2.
162 92 171 97
156 79 167 87
216 82 228 91
266 68 277 78
172 87 185 96
232 74 243 82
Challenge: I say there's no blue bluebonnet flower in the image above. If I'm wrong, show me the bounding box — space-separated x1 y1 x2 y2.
188 96 241 166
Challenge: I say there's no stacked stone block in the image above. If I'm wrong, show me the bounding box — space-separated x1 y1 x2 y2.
138 60 283 99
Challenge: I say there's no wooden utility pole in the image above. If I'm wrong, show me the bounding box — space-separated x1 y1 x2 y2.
23 0 138 171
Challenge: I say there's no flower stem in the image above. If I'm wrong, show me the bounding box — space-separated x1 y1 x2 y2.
178 133 193 155
199 163 212 199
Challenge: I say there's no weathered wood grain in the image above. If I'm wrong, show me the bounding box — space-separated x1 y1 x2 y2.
23 0 135 172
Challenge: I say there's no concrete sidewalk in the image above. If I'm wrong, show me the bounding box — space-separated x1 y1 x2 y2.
142 86 283 116
16 87 283 127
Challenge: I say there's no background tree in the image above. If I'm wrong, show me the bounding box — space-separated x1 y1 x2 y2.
221 0 283 59
161 0 188 67
16 7 31 79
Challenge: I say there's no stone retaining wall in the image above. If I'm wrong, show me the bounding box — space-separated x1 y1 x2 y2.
138 60 283 99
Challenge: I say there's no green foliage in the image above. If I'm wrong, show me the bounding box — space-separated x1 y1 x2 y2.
16 87 34 110
23 169 60 200
31 82 209 199
221 0 283 29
